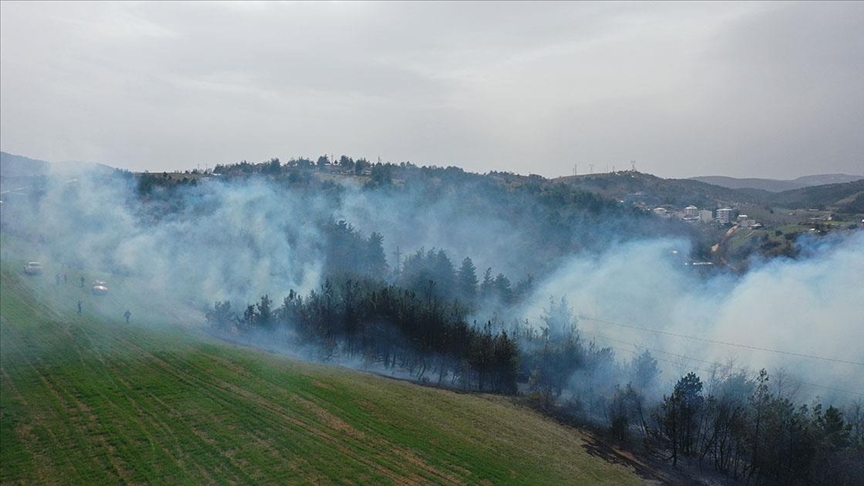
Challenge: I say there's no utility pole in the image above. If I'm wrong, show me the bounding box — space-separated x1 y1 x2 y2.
631 160 636 172
393 246 402 277
589 163 594 174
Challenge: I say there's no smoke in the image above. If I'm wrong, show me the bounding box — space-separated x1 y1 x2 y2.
4 164 861 405
326 174 544 280
520 232 864 404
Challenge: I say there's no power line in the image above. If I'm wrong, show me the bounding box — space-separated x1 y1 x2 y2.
408 281 862 369
513 301 862 370
581 316 864 367
580 328 864 398
513 312 864 399
323 266 863 370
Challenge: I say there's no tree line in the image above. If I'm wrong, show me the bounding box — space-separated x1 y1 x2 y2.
611 368 863 485
207 278 519 394
206 269 863 485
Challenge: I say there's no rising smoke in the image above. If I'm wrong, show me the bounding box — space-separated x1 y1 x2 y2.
520 234 864 404
2 163 861 406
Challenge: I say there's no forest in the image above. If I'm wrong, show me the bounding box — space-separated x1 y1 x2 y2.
188 159 863 485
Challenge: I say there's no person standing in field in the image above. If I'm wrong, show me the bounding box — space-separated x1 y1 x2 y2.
124 309 131 324
77 300 82 315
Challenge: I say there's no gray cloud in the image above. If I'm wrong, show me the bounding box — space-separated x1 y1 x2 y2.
1 2 862 178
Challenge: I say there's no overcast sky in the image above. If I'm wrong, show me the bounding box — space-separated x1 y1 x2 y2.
2 1 862 179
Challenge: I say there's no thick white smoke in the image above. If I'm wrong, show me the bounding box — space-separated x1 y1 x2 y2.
523 232 864 403
7 165 861 404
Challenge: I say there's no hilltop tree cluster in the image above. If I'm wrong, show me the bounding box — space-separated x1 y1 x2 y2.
198 156 705 273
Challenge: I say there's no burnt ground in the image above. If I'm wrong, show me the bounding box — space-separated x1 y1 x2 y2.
518 399 745 486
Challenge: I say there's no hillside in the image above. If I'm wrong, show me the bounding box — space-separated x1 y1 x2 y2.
0 151 114 183
0 260 660 485
691 174 863 192
555 171 761 208
553 171 864 216
0 152 50 179
767 179 864 212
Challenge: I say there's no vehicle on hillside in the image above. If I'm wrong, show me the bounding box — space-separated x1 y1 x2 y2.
91 280 108 295
23 262 43 275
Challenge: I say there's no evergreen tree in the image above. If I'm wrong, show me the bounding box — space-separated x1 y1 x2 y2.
256 294 273 329
493 273 513 304
630 350 660 393
480 268 494 300
657 372 704 466
206 300 235 331
457 257 478 304
365 232 388 276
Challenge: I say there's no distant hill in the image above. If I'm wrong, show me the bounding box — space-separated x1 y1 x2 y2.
1 151 116 179
690 174 863 192
4 150 861 214
767 179 864 212
555 171 761 208
0 151 50 178
552 171 864 213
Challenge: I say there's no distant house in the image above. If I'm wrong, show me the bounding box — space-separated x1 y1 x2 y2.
685 205 698 218
653 207 670 218
699 210 713 223
737 215 757 228
716 208 733 224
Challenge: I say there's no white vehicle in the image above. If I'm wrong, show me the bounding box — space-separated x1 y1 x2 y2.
23 262 43 275
91 280 108 295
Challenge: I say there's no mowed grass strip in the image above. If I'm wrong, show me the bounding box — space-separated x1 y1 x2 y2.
1 264 650 485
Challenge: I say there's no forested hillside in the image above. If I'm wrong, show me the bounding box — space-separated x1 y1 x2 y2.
692 174 863 192
2 155 862 485
767 179 864 212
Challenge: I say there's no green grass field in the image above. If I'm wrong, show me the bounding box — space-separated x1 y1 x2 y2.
1 259 654 485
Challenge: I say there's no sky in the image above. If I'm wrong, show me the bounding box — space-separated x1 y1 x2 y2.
1 1 862 179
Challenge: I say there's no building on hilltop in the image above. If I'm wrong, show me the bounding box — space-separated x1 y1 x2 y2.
699 209 713 223
682 205 700 223
737 215 758 228
653 207 670 218
716 208 733 224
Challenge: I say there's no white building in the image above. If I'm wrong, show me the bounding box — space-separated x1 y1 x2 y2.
737 215 757 228
685 205 699 218
716 208 733 224
699 210 713 223
653 207 670 218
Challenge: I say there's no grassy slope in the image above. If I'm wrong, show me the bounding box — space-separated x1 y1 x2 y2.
0 262 653 485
